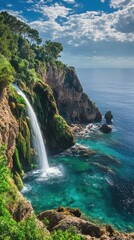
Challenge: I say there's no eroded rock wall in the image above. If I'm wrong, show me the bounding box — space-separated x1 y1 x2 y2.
39 64 102 123
0 90 18 168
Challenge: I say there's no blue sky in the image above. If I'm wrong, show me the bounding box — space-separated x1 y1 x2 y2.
0 0 134 68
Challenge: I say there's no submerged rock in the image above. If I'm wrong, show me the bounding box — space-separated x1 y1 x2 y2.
100 124 112 134
91 162 115 175
63 144 96 157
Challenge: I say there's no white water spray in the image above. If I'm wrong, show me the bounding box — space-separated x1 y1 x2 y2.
14 85 49 172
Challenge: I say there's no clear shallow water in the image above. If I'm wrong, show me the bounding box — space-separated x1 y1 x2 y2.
22 69 134 232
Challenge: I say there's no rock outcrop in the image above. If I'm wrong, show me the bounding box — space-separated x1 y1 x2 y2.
0 90 19 168
100 124 112 134
39 64 102 123
105 111 113 124
37 206 134 240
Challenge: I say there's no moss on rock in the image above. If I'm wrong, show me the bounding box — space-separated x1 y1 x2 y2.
33 81 74 154
13 148 24 177
8 86 33 172
13 171 24 191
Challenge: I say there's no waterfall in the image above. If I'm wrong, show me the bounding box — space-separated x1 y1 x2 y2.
14 85 49 172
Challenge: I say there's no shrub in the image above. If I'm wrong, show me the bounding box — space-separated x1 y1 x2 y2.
49 229 85 240
0 55 14 91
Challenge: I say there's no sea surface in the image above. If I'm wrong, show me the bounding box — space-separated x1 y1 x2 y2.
22 68 134 232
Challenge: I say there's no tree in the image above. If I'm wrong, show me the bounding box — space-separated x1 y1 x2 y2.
43 40 63 61
1 12 42 45
0 14 18 58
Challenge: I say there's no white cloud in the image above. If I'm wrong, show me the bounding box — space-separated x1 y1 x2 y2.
110 0 131 9
29 0 134 66
63 0 75 4
6 4 13 7
26 0 34 3
101 0 106 3
30 1 134 44
42 4 71 20
114 5 134 33
33 3 72 21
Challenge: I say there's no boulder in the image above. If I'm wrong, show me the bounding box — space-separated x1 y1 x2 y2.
57 206 81 217
64 144 96 157
54 216 102 238
37 210 65 231
100 124 112 134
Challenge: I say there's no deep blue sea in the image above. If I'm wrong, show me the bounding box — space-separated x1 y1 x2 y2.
22 68 134 232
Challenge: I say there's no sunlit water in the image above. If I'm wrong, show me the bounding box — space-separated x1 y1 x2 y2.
22 69 134 232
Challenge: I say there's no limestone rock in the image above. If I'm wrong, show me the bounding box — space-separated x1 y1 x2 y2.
0 90 19 168
100 124 112 134
37 210 65 231
54 216 102 238
41 64 102 123
37 207 102 238
37 207 134 239
57 206 82 217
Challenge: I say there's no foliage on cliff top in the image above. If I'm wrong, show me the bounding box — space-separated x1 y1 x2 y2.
0 11 65 90
0 55 14 91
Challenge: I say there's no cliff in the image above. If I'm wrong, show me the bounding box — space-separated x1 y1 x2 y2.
0 12 122 240
0 89 18 168
39 63 102 123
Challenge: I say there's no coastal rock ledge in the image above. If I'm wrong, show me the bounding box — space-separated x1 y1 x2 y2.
37 206 134 240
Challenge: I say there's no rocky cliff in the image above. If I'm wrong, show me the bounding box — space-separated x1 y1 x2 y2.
0 89 18 168
39 63 102 123
37 206 134 240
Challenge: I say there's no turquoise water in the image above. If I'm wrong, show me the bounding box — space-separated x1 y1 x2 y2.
22 69 134 232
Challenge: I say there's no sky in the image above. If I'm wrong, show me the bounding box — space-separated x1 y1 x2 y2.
0 0 134 68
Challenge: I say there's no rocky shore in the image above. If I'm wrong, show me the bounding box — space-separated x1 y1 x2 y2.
37 206 134 240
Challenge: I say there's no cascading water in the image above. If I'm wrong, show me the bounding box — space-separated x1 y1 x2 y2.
13 84 49 172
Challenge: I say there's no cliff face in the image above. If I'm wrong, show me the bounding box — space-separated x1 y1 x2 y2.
32 81 74 154
0 90 18 168
41 64 101 123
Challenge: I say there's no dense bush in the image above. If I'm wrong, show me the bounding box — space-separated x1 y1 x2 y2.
0 55 14 91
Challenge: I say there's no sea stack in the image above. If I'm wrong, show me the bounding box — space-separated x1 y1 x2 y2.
105 111 113 124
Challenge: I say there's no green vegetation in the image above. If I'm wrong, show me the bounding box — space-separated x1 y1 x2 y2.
43 40 63 61
0 9 74 164
0 11 64 87
13 171 24 190
33 82 74 154
0 146 84 239
0 145 46 239
0 11 76 239
49 229 85 240
0 55 14 91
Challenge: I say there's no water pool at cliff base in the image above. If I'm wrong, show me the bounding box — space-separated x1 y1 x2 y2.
22 69 134 232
